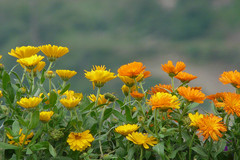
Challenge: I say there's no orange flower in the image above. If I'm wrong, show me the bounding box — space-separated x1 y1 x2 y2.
177 86 206 103
219 70 240 88
191 86 202 91
161 60 186 76
118 61 146 78
174 72 197 83
130 91 144 101
206 93 225 108
219 92 240 117
197 114 227 141
147 92 180 111
149 84 172 94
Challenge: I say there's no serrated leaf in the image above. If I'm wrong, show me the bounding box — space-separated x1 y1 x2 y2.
12 120 20 136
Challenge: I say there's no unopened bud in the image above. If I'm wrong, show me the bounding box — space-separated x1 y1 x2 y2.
18 87 26 94
138 116 145 123
161 127 167 133
104 93 117 102
49 129 64 141
0 64 4 71
45 70 56 79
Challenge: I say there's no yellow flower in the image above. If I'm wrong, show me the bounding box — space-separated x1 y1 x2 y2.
0 55 2 60
7 129 34 146
147 92 180 111
197 114 227 141
188 112 204 127
8 46 40 59
60 91 82 109
121 85 137 97
177 86 206 103
84 65 116 89
67 130 94 152
40 111 54 123
115 124 139 136
17 55 44 70
126 132 158 149
26 61 46 73
17 97 42 109
56 70 77 81
88 94 108 105
39 44 69 61
0 90 3 98
118 72 150 87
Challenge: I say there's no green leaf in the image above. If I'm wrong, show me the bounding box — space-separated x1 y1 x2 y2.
29 111 39 129
0 142 20 150
49 143 57 157
49 91 58 106
153 142 164 158
82 102 95 113
59 83 70 95
12 120 20 136
112 110 126 122
103 108 113 121
2 71 15 103
124 105 133 123
26 147 33 154
40 69 46 84
126 147 135 160
50 157 73 160
83 116 97 129
192 145 208 158
213 139 226 158
187 103 199 111
30 141 49 151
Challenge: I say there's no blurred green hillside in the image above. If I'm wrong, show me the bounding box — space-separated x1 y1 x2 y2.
1 0 240 95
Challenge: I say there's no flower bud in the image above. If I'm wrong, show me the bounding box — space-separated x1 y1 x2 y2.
161 127 167 133
0 63 4 71
18 87 26 94
104 93 117 102
49 129 64 141
138 116 145 123
45 70 56 79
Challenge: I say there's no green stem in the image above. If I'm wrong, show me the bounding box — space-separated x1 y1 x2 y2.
154 109 158 136
98 105 106 158
225 114 230 128
21 67 27 86
138 101 146 119
62 81 66 89
95 87 101 108
171 77 175 92
236 88 240 94
189 132 195 160
208 139 213 160
140 147 143 160
47 61 53 71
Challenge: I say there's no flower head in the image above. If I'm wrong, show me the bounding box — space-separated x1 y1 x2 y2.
67 130 94 152
219 92 240 117
56 70 77 81
161 60 186 76
8 46 40 59
219 70 240 88
188 112 204 127
126 132 158 149
130 91 144 101
197 114 227 141
60 91 82 109
39 44 69 61
206 93 225 108
7 129 34 146
85 65 116 89
149 84 172 94
121 85 137 97
0 90 3 98
175 72 197 83
17 55 44 70
17 97 42 109
177 86 206 103
115 124 139 136
88 94 108 105
147 92 180 111
26 61 46 73
40 111 54 123
118 61 146 78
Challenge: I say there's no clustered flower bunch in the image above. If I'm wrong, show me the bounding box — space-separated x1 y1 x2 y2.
0 45 240 160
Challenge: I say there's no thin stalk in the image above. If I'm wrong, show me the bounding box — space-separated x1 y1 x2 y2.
49 78 52 92
138 101 146 119
171 77 175 92
21 67 27 86
140 147 143 160
189 132 195 160
98 105 106 158
154 109 158 136
208 139 213 160
62 81 66 89
95 87 101 108
225 114 230 128
47 61 53 71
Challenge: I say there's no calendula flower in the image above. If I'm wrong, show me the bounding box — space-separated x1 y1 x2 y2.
0 90 2 98
161 60 186 76
126 132 158 149
174 71 197 83
118 61 146 78
63 90 83 99
17 97 42 109
17 55 44 70
88 94 108 105
121 85 137 97
85 65 116 89
177 86 206 103
207 93 225 108
40 111 54 123
67 130 94 152
56 70 77 81
219 70 240 88
197 114 227 141
39 44 69 61
130 91 144 101
26 61 46 73
147 92 180 111
149 84 173 94
45 70 56 79
115 124 139 136
60 95 81 109
0 55 2 60
8 46 40 59
219 92 240 117
191 86 202 90
188 112 204 127
7 129 34 146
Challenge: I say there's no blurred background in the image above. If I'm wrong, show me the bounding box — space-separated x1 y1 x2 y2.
1 0 240 97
